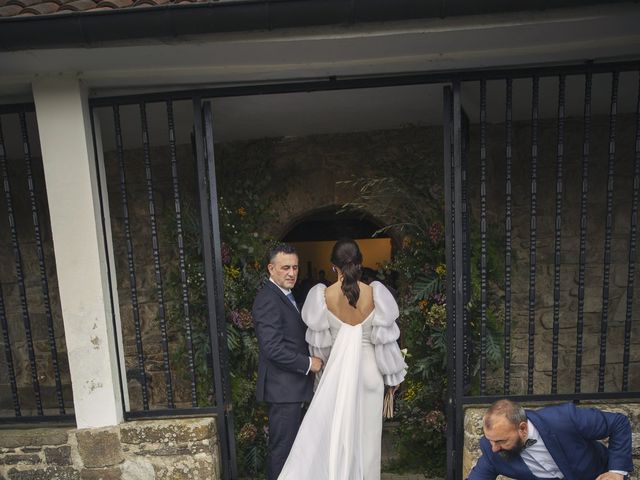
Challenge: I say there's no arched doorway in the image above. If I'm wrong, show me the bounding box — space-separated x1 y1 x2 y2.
281 207 393 304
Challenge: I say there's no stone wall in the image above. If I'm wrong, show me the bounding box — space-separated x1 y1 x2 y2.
467 113 640 394
463 402 640 479
0 417 219 480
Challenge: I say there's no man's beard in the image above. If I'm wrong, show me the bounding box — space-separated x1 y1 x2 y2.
497 437 526 460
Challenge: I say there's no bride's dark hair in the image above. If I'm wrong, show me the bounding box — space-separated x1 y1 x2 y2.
331 238 363 308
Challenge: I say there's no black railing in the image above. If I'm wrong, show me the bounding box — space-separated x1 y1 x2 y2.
445 64 640 480
91 97 237 479
0 106 72 422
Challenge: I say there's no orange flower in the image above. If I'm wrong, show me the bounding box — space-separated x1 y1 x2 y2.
237 207 247 217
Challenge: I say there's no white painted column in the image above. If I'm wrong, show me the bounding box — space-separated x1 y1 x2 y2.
32 75 124 428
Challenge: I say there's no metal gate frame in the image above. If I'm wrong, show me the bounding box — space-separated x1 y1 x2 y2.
443 65 640 480
86 59 640 479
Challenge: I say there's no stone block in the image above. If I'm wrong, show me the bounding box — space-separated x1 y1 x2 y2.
120 418 215 445
120 458 155 480
633 432 640 457
133 440 212 457
7 467 80 480
0 429 69 449
0 454 41 465
44 445 71 466
79 467 122 480
76 430 123 468
19 448 41 454
152 455 216 480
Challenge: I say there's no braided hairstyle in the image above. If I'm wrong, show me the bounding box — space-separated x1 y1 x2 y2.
331 239 363 308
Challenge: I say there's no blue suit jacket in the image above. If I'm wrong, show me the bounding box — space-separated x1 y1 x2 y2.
252 280 314 404
468 403 633 480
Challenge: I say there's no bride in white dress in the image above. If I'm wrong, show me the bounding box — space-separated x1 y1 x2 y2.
278 239 407 480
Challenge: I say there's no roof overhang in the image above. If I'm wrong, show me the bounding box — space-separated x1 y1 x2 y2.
0 0 636 51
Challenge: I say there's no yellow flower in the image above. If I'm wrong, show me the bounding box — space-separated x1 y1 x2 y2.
402 381 420 402
418 300 429 313
224 265 241 280
237 207 247 217
435 263 446 277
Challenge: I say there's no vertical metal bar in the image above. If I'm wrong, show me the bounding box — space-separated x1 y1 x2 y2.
140 102 174 408
1 114 42 415
575 72 592 393
443 86 456 480
461 110 471 391
19 112 65 414
114 105 149 411
0 282 20 416
194 98 236 480
479 79 488 395
452 80 465 480
528 75 539 395
598 71 618 393
504 77 513 395
551 75 566 394
166 100 198 407
90 107 128 417
0 119 21 416
623 70 640 391
204 102 238 480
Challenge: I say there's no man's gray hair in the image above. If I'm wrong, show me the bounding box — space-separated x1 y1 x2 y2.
483 399 527 429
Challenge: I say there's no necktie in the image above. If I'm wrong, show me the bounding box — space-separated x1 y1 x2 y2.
524 438 537 449
286 292 299 311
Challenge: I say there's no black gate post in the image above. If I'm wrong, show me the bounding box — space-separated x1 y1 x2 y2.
193 98 238 480
444 82 466 480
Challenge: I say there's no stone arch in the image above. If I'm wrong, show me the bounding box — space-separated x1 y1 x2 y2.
278 204 398 246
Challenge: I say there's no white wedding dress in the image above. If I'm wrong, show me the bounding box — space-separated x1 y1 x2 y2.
278 281 407 480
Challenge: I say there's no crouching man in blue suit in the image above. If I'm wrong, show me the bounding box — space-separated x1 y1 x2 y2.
468 399 633 480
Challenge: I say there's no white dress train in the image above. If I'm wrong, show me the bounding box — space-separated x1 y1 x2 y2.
277 281 407 480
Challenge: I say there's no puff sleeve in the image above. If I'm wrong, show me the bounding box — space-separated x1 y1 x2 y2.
370 281 407 386
301 284 333 362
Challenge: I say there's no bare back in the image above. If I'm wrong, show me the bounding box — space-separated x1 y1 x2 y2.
325 281 374 326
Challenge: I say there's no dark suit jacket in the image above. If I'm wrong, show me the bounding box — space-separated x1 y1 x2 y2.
252 280 314 404
468 403 633 480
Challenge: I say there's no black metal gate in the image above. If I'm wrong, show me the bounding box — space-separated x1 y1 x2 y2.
444 65 640 479
87 59 640 480
91 97 237 479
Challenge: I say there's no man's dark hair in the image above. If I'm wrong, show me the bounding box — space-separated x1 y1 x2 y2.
267 243 297 264
484 399 527 429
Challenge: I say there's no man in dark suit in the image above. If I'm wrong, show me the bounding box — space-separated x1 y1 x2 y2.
468 399 633 480
252 243 323 480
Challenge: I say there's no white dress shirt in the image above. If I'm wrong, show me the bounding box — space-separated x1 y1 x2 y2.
521 420 627 479
269 278 312 375
520 420 564 478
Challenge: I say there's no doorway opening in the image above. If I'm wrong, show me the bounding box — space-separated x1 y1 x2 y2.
281 208 393 304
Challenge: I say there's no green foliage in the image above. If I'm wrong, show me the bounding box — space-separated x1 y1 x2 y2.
341 165 503 475
164 168 277 478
